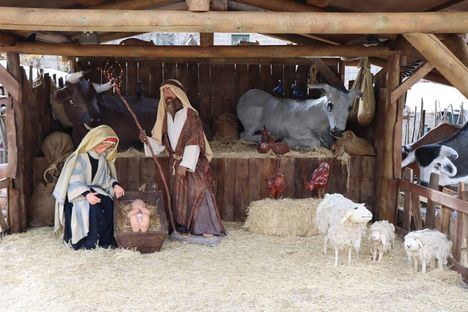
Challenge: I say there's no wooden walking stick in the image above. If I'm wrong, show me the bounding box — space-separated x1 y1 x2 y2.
101 61 177 234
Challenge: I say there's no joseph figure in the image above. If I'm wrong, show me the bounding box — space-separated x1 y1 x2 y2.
142 79 225 237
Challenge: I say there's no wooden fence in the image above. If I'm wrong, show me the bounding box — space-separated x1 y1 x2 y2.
75 59 337 128
398 168 468 278
33 155 375 223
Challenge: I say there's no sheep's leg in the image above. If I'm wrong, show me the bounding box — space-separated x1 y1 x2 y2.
378 249 383 262
323 237 328 255
413 257 419 272
348 247 352 265
372 249 377 261
421 259 427 273
354 246 360 259
437 257 444 270
334 247 339 267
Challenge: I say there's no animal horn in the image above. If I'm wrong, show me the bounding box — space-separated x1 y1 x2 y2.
83 122 94 131
65 71 84 84
92 81 113 94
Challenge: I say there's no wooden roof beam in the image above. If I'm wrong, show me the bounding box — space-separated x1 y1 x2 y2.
404 33 468 98
0 7 465 34
226 0 340 45
0 42 391 58
90 0 184 10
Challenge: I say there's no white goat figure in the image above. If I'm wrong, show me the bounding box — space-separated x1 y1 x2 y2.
369 220 396 262
404 229 453 273
316 193 373 266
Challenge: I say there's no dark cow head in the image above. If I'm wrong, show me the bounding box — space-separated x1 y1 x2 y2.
401 144 458 185
53 71 112 131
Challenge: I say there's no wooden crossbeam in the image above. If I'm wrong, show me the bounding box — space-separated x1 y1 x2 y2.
0 7 465 34
404 33 468 98
91 0 183 9
0 43 392 58
391 62 435 102
0 63 21 102
312 59 345 90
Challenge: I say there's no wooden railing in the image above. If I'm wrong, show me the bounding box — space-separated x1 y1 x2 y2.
398 168 468 279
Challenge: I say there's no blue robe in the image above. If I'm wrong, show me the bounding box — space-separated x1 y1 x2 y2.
63 151 118 249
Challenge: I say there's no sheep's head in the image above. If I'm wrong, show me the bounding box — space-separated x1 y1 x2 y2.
404 235 422 251
370 231 381 241
340 204 372 224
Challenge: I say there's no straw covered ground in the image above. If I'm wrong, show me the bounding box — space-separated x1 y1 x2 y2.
0 223 466 312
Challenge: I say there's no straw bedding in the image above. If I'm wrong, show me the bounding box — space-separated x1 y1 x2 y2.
1 223 466 312
117 141 339 160
243 198 321 237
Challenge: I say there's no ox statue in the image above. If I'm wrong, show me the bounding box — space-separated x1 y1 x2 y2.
402 122 468 186
402 122 462 158
236 84 361 148
53 71 158 150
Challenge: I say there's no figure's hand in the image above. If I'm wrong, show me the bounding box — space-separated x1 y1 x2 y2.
177 166 187 178
139 131 147 144
86 192 101 205
114 184 125 198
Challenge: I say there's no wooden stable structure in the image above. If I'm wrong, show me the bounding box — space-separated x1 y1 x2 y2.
0 0 466 277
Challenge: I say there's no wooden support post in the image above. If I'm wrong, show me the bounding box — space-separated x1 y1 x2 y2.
404 33 468 98
403 168 413 231
378 53 400 224
338 61 345 84
454 183 467 263
5 53 27 232
200 33 214 47
425 173 440 229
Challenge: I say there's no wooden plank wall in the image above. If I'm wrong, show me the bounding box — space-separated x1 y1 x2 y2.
76 59 319 129
33 155 375 222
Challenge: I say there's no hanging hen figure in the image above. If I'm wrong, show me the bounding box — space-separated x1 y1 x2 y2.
266 169 286 199
304 162 330 198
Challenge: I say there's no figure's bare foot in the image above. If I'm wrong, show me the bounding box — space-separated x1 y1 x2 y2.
203 233 214 238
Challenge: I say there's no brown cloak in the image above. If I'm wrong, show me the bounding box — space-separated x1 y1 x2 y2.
162 109 225 236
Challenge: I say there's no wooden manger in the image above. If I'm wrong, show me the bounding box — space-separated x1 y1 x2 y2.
114 190 168 253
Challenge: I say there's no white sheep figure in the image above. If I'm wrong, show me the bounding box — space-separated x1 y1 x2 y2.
404 229 453 273
369 220 396 262
316 193 373 266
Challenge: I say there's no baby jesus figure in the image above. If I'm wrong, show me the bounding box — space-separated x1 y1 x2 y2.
127 199 150 232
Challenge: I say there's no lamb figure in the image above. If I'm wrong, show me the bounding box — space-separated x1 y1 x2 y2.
316 193 373 266
369 220 396 261
404 229 453 273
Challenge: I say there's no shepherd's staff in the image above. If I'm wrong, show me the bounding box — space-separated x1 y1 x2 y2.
100 61 178 234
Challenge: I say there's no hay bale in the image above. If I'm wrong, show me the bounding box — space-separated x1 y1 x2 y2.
243 198 322 237
213 113 240 143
